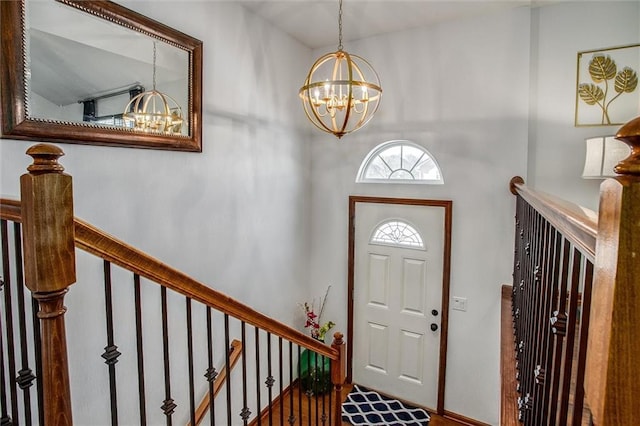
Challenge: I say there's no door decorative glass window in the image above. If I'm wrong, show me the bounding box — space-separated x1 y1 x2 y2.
370 219 425 249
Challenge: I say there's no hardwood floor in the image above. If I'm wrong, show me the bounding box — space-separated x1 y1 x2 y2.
253 382 474 425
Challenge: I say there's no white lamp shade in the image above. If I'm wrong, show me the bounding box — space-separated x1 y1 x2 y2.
582 136 630 179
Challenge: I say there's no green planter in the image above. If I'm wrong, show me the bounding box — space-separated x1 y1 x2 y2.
299 349 332 396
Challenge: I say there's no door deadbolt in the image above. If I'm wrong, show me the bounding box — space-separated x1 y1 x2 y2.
431 309 439 316
430 323 438 332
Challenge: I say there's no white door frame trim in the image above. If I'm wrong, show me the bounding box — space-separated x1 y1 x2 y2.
347 196 453 415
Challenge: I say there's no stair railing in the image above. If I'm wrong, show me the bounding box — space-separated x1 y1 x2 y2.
505 116 640 425
1 143 346 425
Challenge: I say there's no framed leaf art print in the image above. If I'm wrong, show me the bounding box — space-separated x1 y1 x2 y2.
575 43 639 127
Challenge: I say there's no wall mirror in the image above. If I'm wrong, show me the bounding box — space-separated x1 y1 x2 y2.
1 0 203 151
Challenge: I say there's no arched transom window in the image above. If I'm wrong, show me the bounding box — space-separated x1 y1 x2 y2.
356 140 444 184
370 219 425 250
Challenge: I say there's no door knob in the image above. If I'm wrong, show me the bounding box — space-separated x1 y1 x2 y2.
430 323 438 332
431 309 439 316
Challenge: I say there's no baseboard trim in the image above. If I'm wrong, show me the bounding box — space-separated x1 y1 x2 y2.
443 410 492 426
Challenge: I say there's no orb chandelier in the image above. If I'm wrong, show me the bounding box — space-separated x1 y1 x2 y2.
299 0 382 139
124 42 183 135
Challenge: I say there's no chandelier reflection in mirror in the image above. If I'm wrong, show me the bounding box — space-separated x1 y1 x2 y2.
124 42 183 134
299 0 382 138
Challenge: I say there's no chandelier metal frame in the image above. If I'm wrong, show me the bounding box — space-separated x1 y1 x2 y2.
299 0 382 138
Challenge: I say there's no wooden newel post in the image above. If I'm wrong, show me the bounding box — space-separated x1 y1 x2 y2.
20 143 76 426
585 117 640 425
331 332 346 426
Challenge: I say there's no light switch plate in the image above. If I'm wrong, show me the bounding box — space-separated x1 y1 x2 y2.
452 296 467 311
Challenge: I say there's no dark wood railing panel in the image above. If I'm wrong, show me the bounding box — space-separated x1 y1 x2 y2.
500 285 519 426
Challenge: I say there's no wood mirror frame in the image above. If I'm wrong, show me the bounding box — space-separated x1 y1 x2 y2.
0 0 203 152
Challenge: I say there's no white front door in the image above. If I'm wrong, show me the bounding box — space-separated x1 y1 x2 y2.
353 202 445 411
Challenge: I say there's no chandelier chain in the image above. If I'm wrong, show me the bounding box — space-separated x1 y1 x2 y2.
338 0 343 51
152 41 157 90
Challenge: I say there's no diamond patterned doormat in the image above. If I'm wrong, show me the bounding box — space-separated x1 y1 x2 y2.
342 385 430 425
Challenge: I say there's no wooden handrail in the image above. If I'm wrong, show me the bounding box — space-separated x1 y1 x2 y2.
0 198 21 222
188 339 243 426
0 198 337 360
509 176 598 261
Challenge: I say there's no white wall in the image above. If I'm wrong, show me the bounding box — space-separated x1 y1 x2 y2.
528 1 640 211
3 1 640 425
307 7 531 424
1 2 313 424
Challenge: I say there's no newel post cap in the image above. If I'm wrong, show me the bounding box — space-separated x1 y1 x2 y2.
25 143 66 174
614 116 640 176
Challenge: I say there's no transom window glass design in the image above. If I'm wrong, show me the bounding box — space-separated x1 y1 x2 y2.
370 220 425 249
356 140 444 184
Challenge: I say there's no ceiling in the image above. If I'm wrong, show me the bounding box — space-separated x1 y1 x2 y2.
238 0 549 50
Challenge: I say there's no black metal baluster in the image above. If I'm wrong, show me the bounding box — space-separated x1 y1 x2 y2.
288 342 294 425
547 237 571 424
522 208 541 420
0 277 12 426
305 347 311 426
298 345 302 426
557 249 583 424
517 201 533 415
161 286 176 426
205 307 217 426
13 223 36 425
527 217 548 426
266 332 273 426
321 355 327 425
525 213 547 425
31 295 44 426
328 362 333 426
514 196 525 345
186 297 196 426
102 261 121 426
278 337 284 426
520 207 535 418
314 352 319 426
517 201 531 369
571 260 594 426
532 226 559 425
133 274 147 425
255 327 261 425
0 220 18 425
224 314 231 426
240 322 250 425
512 197 523 387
